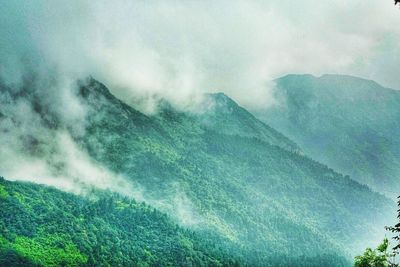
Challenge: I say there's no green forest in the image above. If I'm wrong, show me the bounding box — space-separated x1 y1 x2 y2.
0 77 398 266
0 178 351 266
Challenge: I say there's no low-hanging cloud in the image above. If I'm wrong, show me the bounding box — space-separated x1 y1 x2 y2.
1 0 399 112
0 81 142 197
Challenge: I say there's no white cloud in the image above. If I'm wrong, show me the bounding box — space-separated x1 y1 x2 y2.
0 85 141 198
1 0 399 112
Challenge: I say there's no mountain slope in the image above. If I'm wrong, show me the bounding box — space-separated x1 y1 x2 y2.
75 78 394 262
255 74 400 198
194 92 301 153
0 177 242 267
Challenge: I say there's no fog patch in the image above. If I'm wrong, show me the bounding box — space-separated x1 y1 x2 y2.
140 183 203 227
0 75 143 199
2 1 399 114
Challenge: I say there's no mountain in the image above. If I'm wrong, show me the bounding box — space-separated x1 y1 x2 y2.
194 92 301 153
255 74 400 198
0 77 395 266
79 79 393 260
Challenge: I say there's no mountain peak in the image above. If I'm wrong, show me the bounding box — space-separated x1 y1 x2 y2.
198 92 301 153
261 73 400 198
78 77 115 100
277 73 317 81
277 73 393 93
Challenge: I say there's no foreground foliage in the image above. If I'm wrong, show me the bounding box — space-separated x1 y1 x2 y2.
355 196 400 267
354 238 389 267
386 196 400 266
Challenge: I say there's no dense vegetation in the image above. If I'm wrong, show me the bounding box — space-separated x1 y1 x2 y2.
355 196 400 266
0 178 353 266
78 78 392 262
386 196 400 266
354 238 390 267
0 77 395 266
0 178 242 267
257 74 400 198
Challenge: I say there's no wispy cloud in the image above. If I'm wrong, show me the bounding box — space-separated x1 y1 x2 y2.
1 0 399 111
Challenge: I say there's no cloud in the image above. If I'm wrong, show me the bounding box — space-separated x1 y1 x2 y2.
0 78 142 199
1 0 399 112
0 130 139 197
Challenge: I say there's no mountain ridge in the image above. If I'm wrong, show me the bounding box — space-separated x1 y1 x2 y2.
257 73 400 198
77 78 394 259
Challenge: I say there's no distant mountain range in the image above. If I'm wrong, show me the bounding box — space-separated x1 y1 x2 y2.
0 75 396 266
255 74 400 198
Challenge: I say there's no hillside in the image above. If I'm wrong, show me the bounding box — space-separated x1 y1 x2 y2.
255 74 400 198
78 78 393 261
0 177 242 266
0 77 395 266
194 92 301 153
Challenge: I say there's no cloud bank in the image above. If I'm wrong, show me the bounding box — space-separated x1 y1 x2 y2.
1 0 399 111
0 80 140 197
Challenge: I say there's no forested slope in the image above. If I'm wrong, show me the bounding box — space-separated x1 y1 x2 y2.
0 77 395 266
77 78 393 262
0 178 352 266
256 74 400 198
0 178 241 267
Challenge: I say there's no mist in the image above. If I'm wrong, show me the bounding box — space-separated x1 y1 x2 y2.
0 77 137 196
1 0 400 113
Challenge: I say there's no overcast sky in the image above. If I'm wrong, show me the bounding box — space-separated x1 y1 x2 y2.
1 0 399 110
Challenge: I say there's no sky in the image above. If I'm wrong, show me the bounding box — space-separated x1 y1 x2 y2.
0 0 399 111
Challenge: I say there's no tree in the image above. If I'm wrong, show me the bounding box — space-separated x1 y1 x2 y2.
386 196 400 266
354 238 390 267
